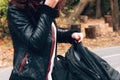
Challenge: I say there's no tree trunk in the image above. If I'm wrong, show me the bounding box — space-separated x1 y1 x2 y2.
104 15 113 27
79 15 88 23
85 26 96 39
71 24 81 32
96 0 102 18
67 0 92 26
85 25 101 38
110 0 120 32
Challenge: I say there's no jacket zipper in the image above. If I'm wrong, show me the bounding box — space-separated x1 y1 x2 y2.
19 54 28 72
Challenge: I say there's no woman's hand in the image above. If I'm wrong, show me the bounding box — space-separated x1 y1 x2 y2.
45 0 59 8
71 32 83 42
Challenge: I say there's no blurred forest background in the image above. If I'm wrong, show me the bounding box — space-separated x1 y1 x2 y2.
0 0 120 68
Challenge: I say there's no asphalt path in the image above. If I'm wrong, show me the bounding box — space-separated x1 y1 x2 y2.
0 46 120 80
93 46 120 72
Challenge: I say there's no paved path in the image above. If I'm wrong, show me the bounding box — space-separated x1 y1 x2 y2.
0 67 12 80
0 46 120 80
93 46 120 72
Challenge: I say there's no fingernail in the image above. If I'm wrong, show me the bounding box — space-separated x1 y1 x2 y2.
77 37 81 41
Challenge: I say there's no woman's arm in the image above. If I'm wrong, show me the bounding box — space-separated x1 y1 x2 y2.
57 28 80 43
7 5 57 51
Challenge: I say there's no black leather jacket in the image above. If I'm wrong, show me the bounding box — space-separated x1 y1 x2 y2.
7 4 77 80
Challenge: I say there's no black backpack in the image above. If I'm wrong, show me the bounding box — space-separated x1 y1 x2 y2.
52 42 120 80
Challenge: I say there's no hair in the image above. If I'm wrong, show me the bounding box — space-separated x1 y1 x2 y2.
9 0 66 12
9 0 44 11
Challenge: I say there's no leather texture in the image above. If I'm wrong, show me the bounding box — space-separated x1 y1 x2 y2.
7 4 77 80
52 42 120 80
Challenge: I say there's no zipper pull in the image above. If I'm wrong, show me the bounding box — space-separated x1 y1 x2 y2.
26 58 29 64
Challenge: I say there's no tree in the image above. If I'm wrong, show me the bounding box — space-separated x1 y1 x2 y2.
96 0 102 18
67 0 93 25
110 0 120 32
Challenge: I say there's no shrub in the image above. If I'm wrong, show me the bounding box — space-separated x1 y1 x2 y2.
0 0 8 17
0 0 8 38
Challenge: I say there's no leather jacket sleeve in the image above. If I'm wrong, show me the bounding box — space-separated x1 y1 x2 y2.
57 28 79 43
7 5 58 51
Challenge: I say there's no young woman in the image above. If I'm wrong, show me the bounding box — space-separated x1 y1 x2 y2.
7 0 83 80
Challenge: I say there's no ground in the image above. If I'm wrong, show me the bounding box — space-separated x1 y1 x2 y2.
0 18 120 68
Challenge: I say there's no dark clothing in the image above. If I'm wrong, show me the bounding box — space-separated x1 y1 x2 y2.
7 4 77 80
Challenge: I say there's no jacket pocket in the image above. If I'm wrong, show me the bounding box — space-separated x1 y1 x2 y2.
10 53 44 80
19 54 28 72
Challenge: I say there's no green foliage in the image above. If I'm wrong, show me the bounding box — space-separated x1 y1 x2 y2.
0 0 8 17
82 1 96 16
119 0 120 10
101 0 111 15
0 0 9 38
83 0 111 16
66 0 80 7
102 0 120 15
78 0 111 16
63 0 120 17
62 0 80 15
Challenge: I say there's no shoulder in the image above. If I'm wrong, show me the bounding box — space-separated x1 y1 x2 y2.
8 4 25 14
7 4 27 19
